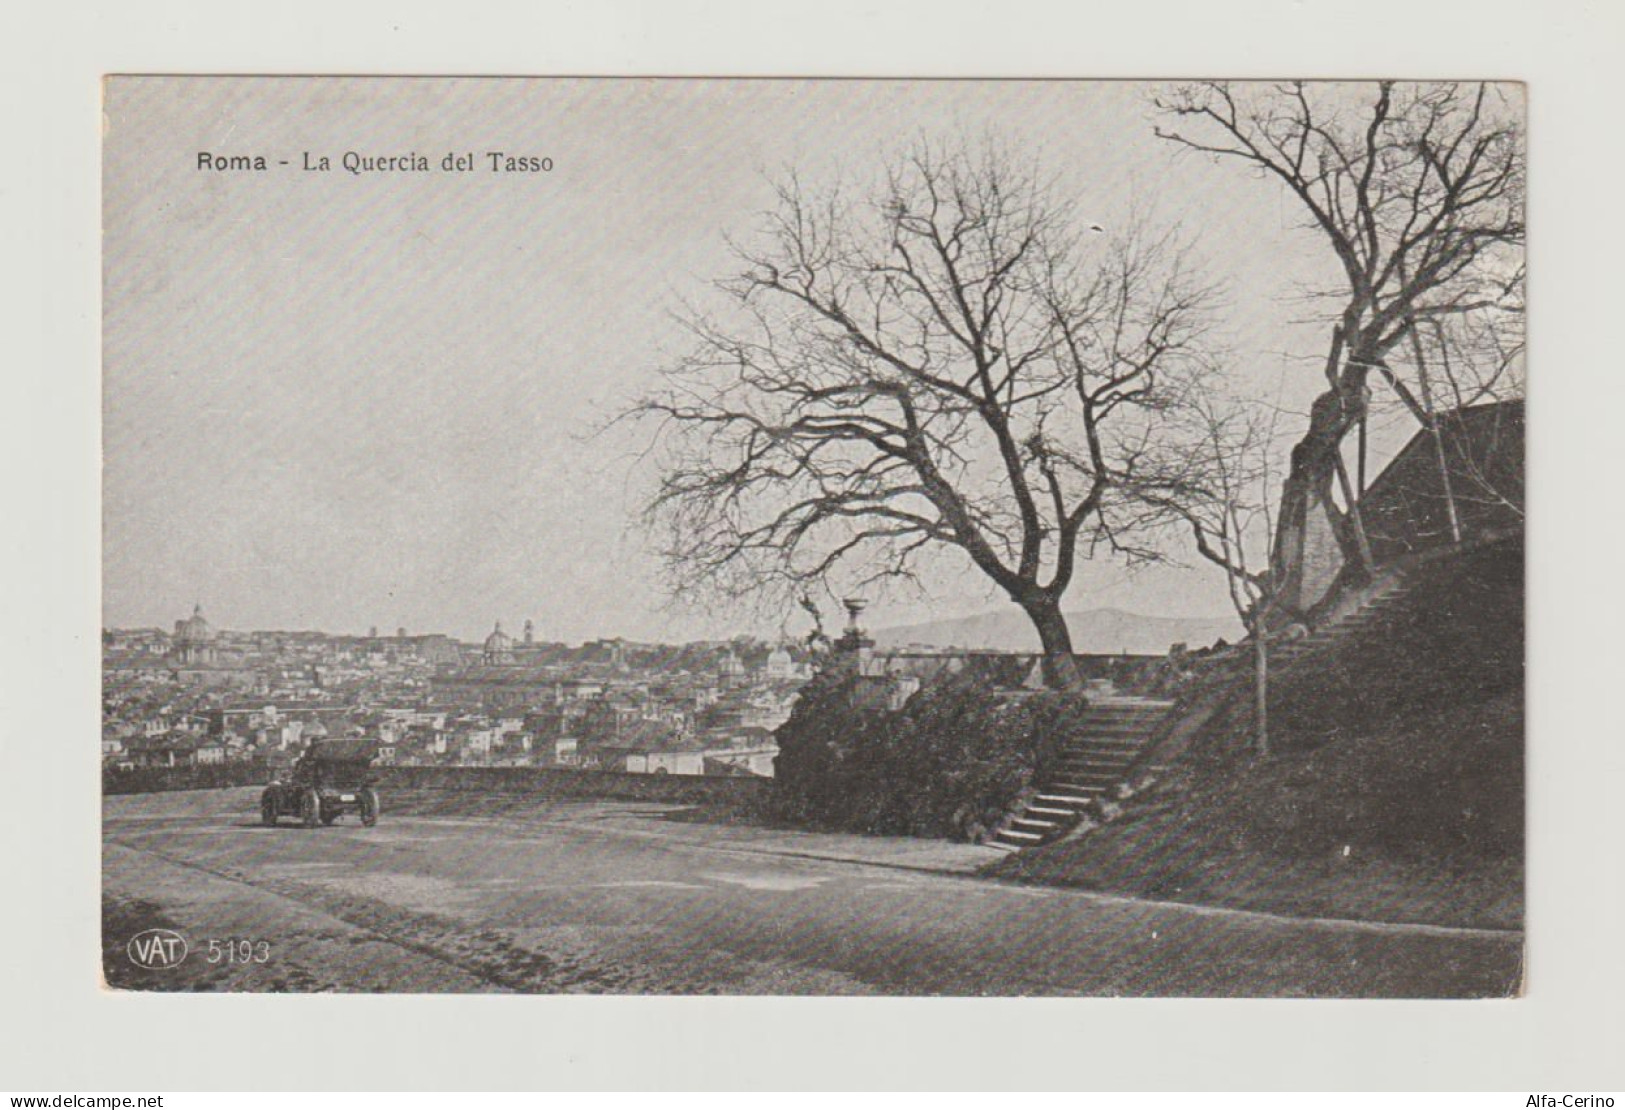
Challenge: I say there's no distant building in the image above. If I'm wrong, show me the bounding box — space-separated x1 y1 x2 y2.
765 643 797 681
431 669 560 710
171 603 216 666
718 648 746 686
165 602 255 688
483 622 515 666
125 732 201 768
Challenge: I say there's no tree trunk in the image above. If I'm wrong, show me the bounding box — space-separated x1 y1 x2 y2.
1271 349 1375 620
1021 593 1083 691
1252 629 1269 759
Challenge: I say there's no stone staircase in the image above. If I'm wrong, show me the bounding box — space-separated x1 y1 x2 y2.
986 696 1175 850
1193 571 1421 746
984 569 1427 853
1273 575 1418 668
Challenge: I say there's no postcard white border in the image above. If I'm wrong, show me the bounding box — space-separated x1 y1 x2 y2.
4 0 1623 1092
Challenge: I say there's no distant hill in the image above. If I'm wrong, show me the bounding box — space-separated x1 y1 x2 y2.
872 607 1242 655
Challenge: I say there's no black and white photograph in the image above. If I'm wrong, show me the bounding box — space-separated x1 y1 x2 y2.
99 75 1526 998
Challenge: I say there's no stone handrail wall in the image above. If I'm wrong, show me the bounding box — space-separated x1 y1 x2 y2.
104 762 775 806
377 764 775 805
103 761 273 794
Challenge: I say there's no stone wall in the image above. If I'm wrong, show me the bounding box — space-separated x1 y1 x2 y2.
377 765 775 806
104 761 775 806
103 761 272 794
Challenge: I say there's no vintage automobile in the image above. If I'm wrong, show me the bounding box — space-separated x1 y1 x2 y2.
260 737 380 828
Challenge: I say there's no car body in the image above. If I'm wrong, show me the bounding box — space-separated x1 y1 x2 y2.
261 737 380 828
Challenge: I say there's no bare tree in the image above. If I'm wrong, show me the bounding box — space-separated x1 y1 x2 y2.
1155 81 1524 617
1166 395 1284 755
631 142 1221 685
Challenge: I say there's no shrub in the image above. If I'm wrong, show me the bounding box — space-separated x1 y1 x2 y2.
773 668 1084 841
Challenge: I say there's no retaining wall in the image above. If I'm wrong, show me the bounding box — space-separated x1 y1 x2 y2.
104 761 775 805
103 761 274 795
378 765 775 805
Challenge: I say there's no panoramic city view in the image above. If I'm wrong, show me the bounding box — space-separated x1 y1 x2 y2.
102 77 1525 996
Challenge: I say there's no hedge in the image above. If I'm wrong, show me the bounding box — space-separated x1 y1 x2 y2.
772 669 1087 841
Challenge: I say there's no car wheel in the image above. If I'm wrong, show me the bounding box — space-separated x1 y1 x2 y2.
360 788 380 827
321 810 339 826
301 789 322 829
260 793 277 827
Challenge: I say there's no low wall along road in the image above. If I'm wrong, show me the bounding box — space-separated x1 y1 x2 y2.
105 762 775 807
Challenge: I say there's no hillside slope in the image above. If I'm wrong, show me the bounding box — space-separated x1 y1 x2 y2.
991 539 1524 930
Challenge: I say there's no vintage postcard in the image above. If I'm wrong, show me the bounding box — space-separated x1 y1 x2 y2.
101 76 1524 996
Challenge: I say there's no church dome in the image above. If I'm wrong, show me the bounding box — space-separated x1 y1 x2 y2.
484 621 513 652
483 621 516 665
175 603 214 644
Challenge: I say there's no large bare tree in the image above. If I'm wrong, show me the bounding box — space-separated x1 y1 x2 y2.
1155 81 1524 617
631 142 1221 683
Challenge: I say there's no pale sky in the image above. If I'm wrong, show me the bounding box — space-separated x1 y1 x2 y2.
103 77 1407 643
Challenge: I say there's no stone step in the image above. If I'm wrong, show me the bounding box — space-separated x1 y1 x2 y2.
1024 805 1077 818
1062 738 1148 751
1056 760 1139 774
1056 760 1136 776
1051 774 1121 790
1042 781 1110 796
1034 791 1102 807
1010 816 1062 833
994 828 1043 844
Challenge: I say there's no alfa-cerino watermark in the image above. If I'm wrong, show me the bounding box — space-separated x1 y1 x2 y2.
1527 1098 1616 1107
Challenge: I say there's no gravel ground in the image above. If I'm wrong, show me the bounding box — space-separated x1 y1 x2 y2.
103 787 1524 996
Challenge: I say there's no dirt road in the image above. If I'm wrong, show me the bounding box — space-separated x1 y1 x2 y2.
102 788 1523 996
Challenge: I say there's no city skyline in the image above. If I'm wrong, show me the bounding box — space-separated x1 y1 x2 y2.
104 597 1243 652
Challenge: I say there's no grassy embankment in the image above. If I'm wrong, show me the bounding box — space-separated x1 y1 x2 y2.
992 540 1524 931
